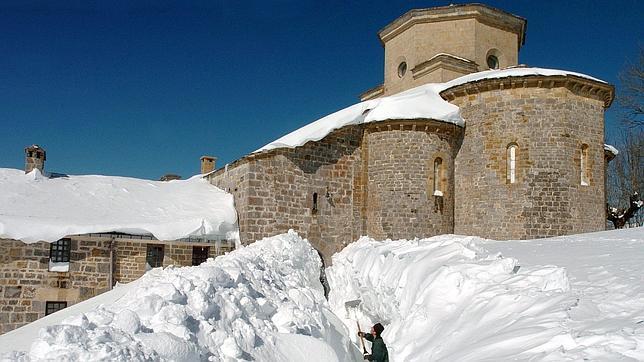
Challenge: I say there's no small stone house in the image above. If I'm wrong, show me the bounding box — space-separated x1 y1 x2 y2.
0 148 237 334
207 4 617 262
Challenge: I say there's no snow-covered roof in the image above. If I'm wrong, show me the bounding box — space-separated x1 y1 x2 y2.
604 143 619 156
255 67 607 153
0 168 238 243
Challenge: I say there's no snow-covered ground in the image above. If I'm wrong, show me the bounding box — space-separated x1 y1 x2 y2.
0 168 238 243
1 228 642 361
327 228 644 361
0 231 359 361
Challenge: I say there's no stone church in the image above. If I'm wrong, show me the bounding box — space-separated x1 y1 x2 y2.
0 3 617 334
206 3 615 262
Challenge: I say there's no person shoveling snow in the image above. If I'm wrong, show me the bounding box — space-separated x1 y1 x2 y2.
358 323 389 362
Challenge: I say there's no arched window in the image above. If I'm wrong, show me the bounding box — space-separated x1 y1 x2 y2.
433 158 443 196
581 144 589 186
507 144 518 184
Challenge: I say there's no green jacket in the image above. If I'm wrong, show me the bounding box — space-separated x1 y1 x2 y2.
364 334 389 362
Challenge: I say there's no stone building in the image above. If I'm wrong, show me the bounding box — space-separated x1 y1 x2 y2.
207 4 616 261
0 146 237 334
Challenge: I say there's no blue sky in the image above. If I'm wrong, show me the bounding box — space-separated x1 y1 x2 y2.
1 0 642 179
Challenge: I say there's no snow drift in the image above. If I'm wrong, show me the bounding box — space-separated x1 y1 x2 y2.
0 231 359 361
327 229 644 361
0 168 238 243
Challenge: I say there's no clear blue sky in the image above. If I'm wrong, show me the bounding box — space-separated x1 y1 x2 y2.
1 0 642 180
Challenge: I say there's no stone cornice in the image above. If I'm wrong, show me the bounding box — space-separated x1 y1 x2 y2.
378 3 527 48
439 74 615 108
412 53 479 80
359 84 384 101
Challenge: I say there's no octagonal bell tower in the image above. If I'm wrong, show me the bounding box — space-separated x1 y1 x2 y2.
361 4 527 100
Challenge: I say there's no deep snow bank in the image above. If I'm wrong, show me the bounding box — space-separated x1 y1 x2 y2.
1 231 359 361
0 168 238 243
327 231 644 361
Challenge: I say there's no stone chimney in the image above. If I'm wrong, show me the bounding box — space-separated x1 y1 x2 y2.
25 144 46 173
200 156 216 174
159 174 182 181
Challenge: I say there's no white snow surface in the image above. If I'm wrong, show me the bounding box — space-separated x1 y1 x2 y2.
0 168 238 243
327 228 644 361
255 67 606 153
0 231 360 361
604 143 619 156
3 228 641 361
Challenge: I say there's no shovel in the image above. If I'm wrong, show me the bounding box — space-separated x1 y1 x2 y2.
345 299 368 355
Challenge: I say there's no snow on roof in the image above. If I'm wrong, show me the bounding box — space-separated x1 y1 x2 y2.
255 67 607 153
604 143 619 156
440 66 607 90
0 168 238 243
254 83 462 153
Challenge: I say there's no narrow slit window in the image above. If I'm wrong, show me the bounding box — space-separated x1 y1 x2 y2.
433 158 443 196
312 192 318 213
507 144 517 184
581 144 589 186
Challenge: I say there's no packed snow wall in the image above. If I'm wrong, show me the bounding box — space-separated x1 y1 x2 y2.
326 235 573 361
0 231 361 361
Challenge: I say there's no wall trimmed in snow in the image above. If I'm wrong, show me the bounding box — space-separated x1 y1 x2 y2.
210 126 364 262
447 77 607 239
0 235 234 334
209 121 462 262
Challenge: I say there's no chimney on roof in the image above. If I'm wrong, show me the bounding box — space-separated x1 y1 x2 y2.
200 156 216 174
159 174 182 181
25 144 46 174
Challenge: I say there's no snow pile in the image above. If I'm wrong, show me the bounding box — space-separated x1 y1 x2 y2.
1 231 359 361
255 67 606 153
0 168 238 243
327 229 644 361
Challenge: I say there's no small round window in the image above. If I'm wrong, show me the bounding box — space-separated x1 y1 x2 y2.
487 55 499 69
397 61 407 78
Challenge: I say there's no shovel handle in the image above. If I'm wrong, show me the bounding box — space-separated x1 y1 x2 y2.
357 321 368 354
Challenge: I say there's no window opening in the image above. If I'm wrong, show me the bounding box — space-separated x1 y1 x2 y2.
50 238 71 262
192 246 209 266
581 144 590 186
507 144 517 184
433 158 443 196
146 244 164 269
397 61 407 78
45 301 67 316
487 54 499 69
312 192 318 213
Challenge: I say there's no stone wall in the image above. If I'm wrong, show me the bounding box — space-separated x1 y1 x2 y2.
0 237 110 334
0 235 234 334
209 121 462 262
114 238 231 283
210 126 364 262
446 78 610 239
364 121 461 239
